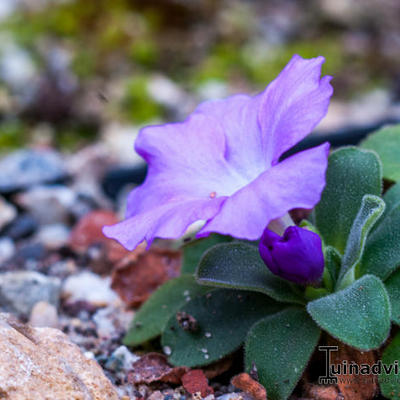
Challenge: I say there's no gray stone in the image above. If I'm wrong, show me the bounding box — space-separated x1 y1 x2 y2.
0 271 61 317
62 271 118 307
0 238 15 265
14 185 75 224
29 301 59 328
0 196 16 230
104 345 140 372
35 224 70 249
0 149 67 193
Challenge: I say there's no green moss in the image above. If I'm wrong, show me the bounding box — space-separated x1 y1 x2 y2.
192 43 245 84
121 75 162 123
192 36 346 89
129 38 159 67
0 119 27 150
56 122 98 151
244 37 345 86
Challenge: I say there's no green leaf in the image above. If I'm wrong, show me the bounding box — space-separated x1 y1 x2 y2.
314 147 382 254
324 246 342 287
359 204 400 280
382 181 400 218
162 289 283 367
245 308 320 400
181 234 232 274
307 275 391 350
380 331 400 399
196 242 305 305
361 124 400 182
123 275 210 346
384 269 400 325
337 195 385 289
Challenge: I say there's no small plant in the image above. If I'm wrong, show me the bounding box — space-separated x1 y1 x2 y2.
104 55 400 399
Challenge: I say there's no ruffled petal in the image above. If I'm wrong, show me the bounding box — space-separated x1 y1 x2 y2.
259 55 333 165
198 143 330 240
103 196 227 251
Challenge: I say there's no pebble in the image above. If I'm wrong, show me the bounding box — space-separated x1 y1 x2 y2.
0 149 67 193
62 271 118 307
2 213 38 239
69 209 119 253
216 394 243 400
14 185 76 225
0 196 16 230
148 391 164 400
0 271 61 317
93 304 133 338
29 301 59 328
104 345 140 372
35 223 70 249
0 238 15 265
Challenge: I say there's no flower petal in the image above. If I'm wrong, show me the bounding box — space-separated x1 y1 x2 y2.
195 94 266 177
198 143 330 240
103 196 226 251
259 55 333 165
127 113 250 218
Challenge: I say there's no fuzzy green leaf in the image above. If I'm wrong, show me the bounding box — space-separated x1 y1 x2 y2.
181 234 232 274
123 275 210 346
196 242 305 305
359 204 400 280
384 269 400 325
314 147 382 254
379 331 400 399
337 195 385 289
245 308 320 400
162 289 283 367
324 245 342 287
361 124 400 182
307 275 391 350
382 181 400 218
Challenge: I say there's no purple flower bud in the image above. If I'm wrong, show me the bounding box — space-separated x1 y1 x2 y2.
259 226 324 285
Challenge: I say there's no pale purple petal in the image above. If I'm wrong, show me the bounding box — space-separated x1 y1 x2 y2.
194 94 266 177
103 196 226 251
198 142 330 240
103 55 333 250
126 113 247 219
259 55 333 165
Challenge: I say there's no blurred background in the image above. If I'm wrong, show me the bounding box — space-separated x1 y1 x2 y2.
0 3 400 396
1 0 400 155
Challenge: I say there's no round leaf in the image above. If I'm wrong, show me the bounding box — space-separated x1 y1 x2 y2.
314 147 382 254
123 275 210 346
162 289 283 367
196 243 305 304
361 124 400 182
307 275 391 350
245 308 320 400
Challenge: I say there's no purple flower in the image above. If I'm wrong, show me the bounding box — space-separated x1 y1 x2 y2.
103 55 333 250
259 226 324 284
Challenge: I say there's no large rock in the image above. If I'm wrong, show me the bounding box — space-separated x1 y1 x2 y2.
0 271 61 317
0 313 119 399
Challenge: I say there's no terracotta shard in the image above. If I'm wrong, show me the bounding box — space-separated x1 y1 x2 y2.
111 247 181 307
128 353 189 384
231 372 267 400
181 369 214 397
